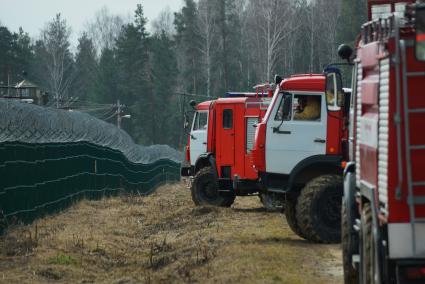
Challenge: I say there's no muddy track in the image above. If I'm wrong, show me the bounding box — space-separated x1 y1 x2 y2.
0 183 342 283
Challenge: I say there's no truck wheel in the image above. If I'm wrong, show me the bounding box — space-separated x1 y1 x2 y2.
259 192 285 212
361 203 376 284
285 191 307 239
191 167 235 207
342 200 358 284
296 175 343 243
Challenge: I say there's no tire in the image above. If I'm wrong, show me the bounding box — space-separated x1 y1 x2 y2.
361 203 377 284
259 192 285 212
342 200 359 284
296 174 343 243
190 167 235 207
285 191 307 239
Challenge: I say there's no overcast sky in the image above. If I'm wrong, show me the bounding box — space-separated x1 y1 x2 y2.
0 0 183 47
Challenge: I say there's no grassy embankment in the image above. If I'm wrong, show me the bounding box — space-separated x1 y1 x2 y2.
0 183 342 283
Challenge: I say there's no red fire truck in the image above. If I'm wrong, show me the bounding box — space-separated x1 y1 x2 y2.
250 69 351 243
341 1 425 283
181 92 277 208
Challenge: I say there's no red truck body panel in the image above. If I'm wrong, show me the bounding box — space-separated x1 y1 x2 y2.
197 97 269 182
355 15 425 224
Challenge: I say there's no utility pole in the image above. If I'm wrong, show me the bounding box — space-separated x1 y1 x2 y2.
7 73 10 97
117 99 122 129
116 99 131 129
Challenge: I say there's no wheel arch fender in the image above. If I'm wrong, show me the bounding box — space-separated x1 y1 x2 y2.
343 163 359 249
341 162 360 282
343 162 357 217
287 155 343 193
194 153 218 178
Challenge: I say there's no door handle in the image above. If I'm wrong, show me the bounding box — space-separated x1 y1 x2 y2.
190 134 197 140
314 138 326 143
202 142 207 145
273 127 291 134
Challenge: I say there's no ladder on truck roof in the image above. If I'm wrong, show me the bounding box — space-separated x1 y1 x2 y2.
397 20 425 257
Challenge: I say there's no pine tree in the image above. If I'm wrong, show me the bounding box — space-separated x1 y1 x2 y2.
337 0 367 46
13 28 34 81
150 31 178 145
174 0 203 94
95 48 118 104
211 0 243 93
0 26 34 86
73 33 98 102
223 0 243 91
114 4 150 143
0 26 16 85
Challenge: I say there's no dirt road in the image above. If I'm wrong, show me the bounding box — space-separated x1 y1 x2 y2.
0 183 342 283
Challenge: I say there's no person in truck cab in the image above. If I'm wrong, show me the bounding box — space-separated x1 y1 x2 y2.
293 95 321 121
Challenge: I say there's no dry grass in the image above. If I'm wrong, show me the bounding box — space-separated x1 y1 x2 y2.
0 183 342 283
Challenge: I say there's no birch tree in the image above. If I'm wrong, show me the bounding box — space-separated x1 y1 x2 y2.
197 0 216 97
38 14 74 107
152 8 175 36
86 7 126 55
247 0 297 81
309 2 316 72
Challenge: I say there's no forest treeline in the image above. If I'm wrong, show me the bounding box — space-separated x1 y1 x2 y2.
0 0 366 148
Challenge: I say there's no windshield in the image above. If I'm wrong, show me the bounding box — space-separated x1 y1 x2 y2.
192 111 208 131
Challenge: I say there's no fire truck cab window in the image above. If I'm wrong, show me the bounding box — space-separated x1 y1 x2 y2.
293 94 321 121
223 109 233 129
275 93 292 121
193 112 208 131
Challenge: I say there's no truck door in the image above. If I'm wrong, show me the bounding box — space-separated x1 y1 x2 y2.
266 92 327 174
218 108 235 177
190 111 208 166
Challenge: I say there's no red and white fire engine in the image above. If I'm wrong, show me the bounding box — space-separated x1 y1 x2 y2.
181 91 276 208
250 69 351 243
341 1 425 283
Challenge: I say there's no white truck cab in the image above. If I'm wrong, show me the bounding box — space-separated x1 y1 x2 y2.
189 110 208 166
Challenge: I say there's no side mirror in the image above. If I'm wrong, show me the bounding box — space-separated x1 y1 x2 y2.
189 100 197 109
275 75 283 85
338 44 353 63
416 4 425 61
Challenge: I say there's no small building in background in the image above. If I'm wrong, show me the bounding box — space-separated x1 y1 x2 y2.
0 79 48 105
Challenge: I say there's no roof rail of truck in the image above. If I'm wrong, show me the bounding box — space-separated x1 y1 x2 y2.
361 15 396 44
224 92 266 98
252 82 275 98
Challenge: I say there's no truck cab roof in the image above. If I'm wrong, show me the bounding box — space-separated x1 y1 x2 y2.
280 74 325 92
196 101 212 111
196 96 268 111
